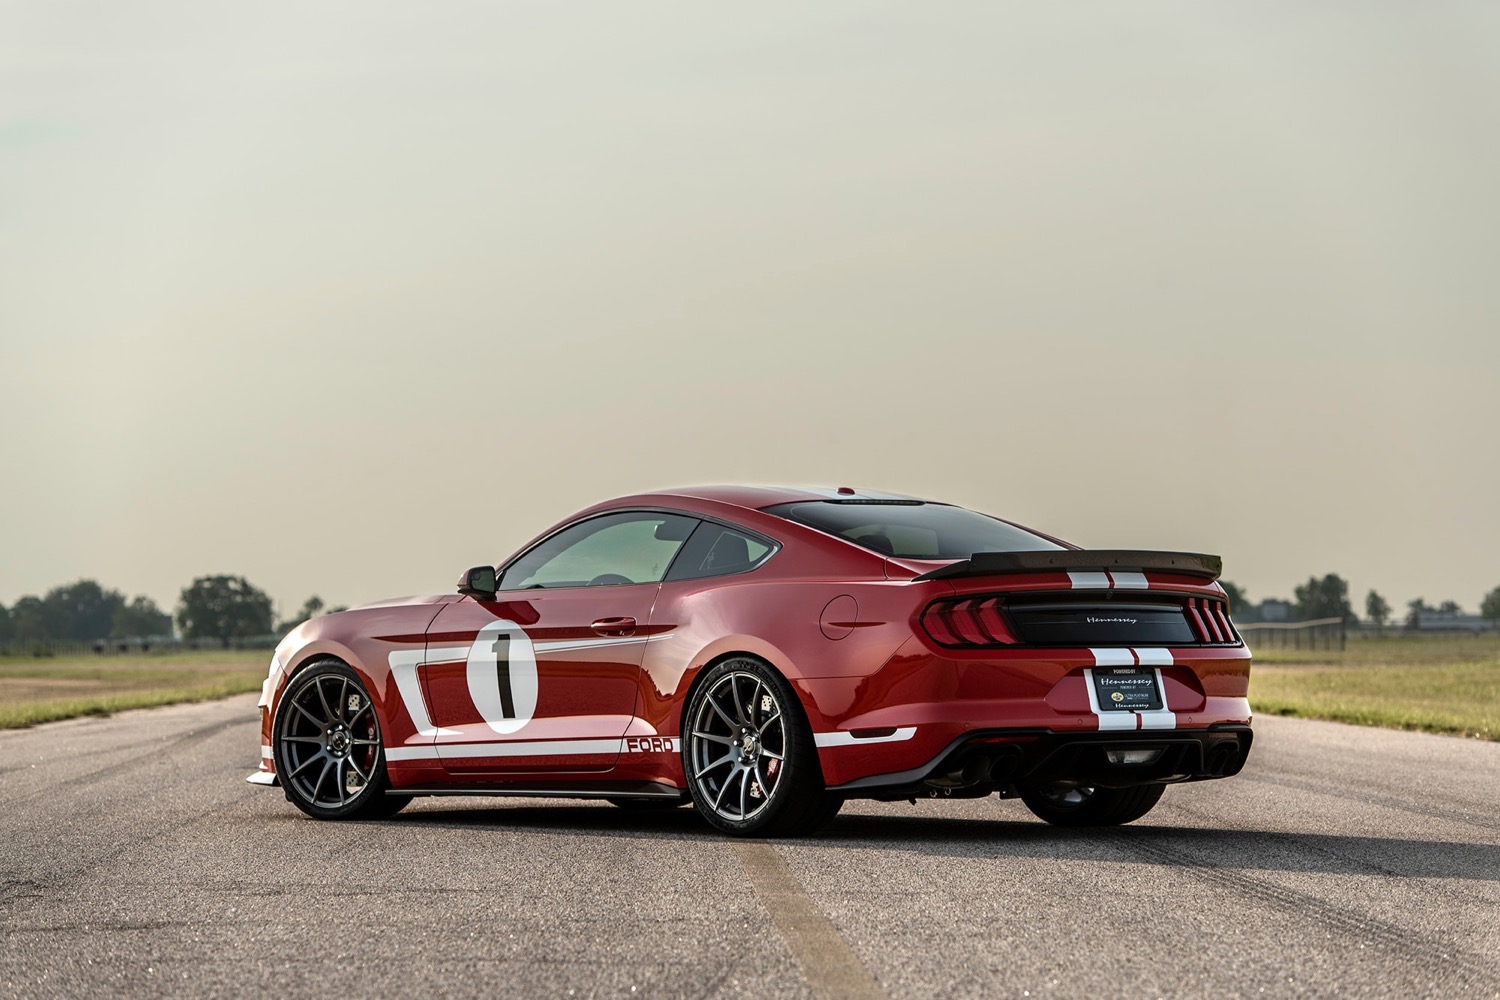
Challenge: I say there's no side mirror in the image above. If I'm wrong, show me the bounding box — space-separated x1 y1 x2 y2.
457 565 497 600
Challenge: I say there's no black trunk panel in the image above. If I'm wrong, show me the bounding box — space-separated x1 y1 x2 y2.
1005 601 1197 646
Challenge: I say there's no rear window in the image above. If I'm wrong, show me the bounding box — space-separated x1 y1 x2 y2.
766 501 1065 559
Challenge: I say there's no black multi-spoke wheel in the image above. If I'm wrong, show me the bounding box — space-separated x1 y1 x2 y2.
683 658 841 837
273 660 409 820
1019 782 1164 827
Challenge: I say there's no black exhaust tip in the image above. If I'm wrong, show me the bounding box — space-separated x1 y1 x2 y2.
1205 742 1239 777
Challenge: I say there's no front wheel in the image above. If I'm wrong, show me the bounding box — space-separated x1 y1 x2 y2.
1019 782 1165 827
682 658 838 837
273 660 410 820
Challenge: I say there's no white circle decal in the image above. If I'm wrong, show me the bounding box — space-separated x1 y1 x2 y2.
466 619 538 734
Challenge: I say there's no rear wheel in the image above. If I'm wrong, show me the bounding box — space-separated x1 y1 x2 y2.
683 658 840 837
1019 782 1164 827
273 660 410 820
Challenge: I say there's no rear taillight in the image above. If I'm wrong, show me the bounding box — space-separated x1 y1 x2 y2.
922 597 1017 647
1187 597 1238 644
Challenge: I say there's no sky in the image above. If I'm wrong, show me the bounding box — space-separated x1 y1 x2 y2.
2 2 1498 622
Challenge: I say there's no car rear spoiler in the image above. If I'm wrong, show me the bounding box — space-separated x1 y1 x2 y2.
911 550 1222 582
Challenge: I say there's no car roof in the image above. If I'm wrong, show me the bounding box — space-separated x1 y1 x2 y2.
634 485 932 510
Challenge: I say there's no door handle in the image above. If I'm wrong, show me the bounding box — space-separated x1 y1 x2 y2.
591 616 637 636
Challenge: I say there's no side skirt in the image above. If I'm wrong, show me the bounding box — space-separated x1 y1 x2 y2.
385 780 684 800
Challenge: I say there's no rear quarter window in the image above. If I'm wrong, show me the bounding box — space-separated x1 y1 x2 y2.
766 501 1063 559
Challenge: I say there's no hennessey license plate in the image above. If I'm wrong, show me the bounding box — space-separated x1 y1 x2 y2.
1092 667 1164 712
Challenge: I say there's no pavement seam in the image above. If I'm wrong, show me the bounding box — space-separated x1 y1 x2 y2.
731 841 885 1000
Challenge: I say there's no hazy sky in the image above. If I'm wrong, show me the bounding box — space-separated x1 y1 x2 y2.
3 2 1498 621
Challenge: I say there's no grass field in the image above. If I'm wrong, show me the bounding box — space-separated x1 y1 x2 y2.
1250 632 1500 740
0 650 268 729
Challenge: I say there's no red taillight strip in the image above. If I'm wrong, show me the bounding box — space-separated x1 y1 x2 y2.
948 599 991 645
973 597 1013 644
922 597 1016 648
1211 604 1238 643
1202 599 1227 642
921 606 962 645
1185 598 1211 643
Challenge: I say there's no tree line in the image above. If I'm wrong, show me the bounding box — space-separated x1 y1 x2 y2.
1222 575 1500 628
0 576 343 649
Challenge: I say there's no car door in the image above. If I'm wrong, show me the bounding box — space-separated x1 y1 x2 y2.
421 510 698 774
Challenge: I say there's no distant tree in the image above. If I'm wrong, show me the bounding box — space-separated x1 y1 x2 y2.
1437 600 1463 616
42 580 125 640
1405 598 1431 630
10 596 51 642
1365 590 1390 629
177 576 273 647
325 605 348 615
0 602 10 642
1219 581 1246 615
1293 573 1355 625
1482 587 1500 628
111 596 173 639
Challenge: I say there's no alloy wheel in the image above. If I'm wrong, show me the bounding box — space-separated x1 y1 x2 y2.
279 671 383 810
687 670 788 823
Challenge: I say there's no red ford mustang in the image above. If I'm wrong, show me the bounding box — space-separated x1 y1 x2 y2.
249 486 1252 836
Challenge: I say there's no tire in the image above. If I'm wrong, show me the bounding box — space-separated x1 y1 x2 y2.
1019 782 1165 827
272 660 410 821
606 797 688 811
682 657 836 837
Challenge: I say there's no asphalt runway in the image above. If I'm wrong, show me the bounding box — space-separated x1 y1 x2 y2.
2 696 1496 999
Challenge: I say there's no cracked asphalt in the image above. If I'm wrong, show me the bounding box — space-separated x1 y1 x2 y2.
2 695 1497 999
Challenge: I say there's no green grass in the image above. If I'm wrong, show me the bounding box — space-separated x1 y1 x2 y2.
1249 632 1500 740
0 650 269 729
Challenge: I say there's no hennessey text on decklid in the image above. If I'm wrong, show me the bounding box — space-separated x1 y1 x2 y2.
249 486 1252 836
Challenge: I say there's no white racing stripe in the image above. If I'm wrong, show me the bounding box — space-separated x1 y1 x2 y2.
1085 647 1178 731
384 728 923 762
1131 649 1178 729
387 735 683 762
388 646 468 737
1109 571 1149 589
1068 569 1151 589
813 727 918 749
1084 664 1138 731
389 737 626 762
533 636 653 654
260 745 274 760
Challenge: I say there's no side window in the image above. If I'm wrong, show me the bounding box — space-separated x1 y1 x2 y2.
666 522 775 581
500 512 699 590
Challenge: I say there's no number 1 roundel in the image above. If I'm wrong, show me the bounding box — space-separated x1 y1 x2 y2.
466 619 538 734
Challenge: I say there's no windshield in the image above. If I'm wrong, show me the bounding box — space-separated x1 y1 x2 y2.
766 501 1065 560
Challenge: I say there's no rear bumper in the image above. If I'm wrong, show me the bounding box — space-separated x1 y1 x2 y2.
828 724 1253 797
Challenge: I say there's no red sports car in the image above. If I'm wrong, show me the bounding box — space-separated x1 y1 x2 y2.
249 486 1252 836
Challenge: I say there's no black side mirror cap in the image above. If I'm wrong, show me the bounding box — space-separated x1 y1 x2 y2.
458 565 497 600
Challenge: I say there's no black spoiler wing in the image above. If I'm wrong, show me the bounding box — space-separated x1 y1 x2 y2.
911 550 1222 583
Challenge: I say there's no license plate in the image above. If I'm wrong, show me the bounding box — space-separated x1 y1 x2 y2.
1092 667 1164 712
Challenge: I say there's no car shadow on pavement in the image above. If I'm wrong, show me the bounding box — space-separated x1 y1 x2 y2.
379 800 1500 881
